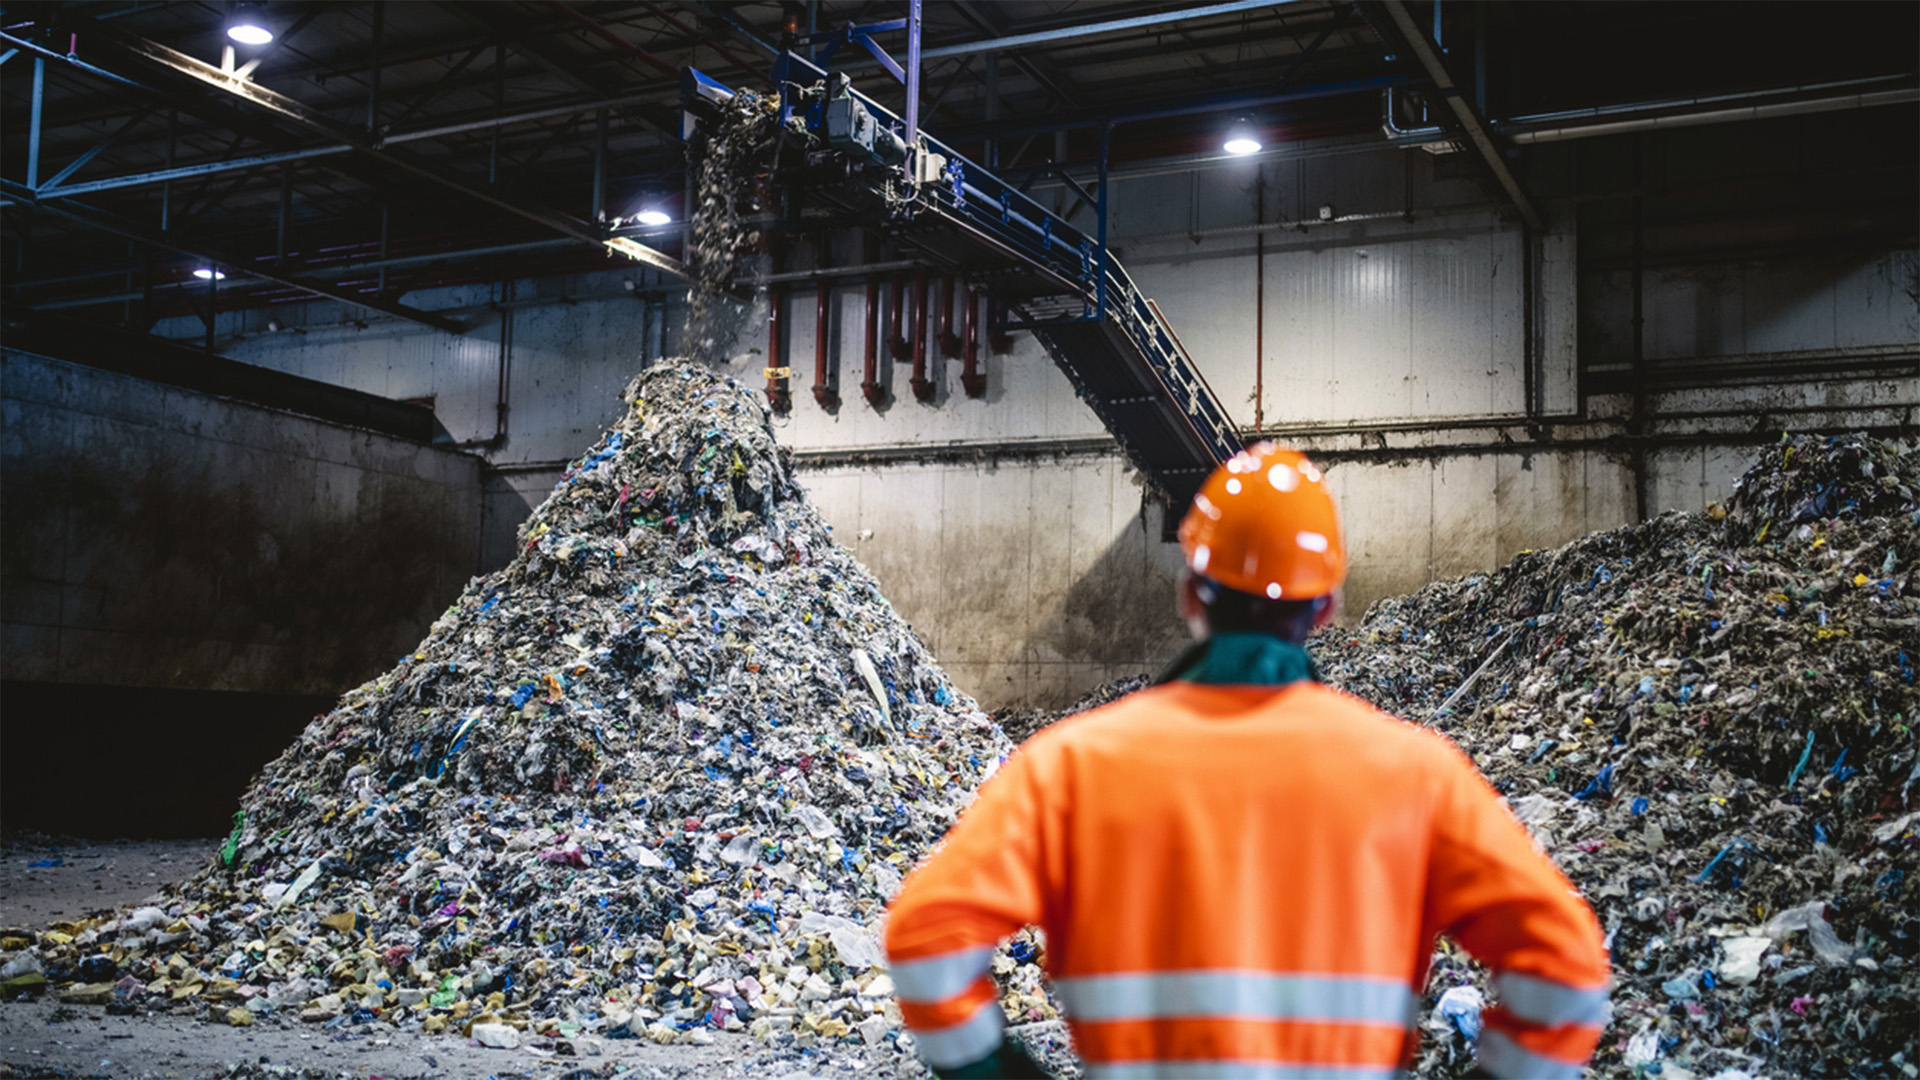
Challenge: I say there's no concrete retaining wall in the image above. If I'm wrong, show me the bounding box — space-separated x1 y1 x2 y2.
1 350 482 695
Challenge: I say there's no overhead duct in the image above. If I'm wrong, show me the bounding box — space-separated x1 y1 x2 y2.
1384 75 1920 150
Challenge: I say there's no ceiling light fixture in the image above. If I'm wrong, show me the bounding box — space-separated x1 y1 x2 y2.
1223 115 1262 157
227 2 274 46
635 209 672 227
192 267 227 280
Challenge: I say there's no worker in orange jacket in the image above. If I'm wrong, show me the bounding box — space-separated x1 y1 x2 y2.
884 444 1611 1079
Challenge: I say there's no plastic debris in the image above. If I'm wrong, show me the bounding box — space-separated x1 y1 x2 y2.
1430 985 1485 1040
1718 936 1772 987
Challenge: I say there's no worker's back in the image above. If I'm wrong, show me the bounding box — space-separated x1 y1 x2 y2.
886 678 1611 1079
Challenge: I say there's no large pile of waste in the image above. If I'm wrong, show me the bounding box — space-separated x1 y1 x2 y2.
1 367 1027 1057
1314 434 1919 1079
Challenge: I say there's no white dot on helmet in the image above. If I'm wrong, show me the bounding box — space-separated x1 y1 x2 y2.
1268 463 1298 492
1296 530 1329 553
1193 545 1211 573
1225 478 1242 495
1266 583 1283 599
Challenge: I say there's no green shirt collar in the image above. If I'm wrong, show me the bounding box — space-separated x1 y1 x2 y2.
1158 632 1321 688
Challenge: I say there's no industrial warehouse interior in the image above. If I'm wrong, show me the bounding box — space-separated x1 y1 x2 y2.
0 0 1916 1076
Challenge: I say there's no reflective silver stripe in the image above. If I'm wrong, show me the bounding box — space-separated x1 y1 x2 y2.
908 1000 1005 1069
1493 972 1611 1027
1478 1027 1582 1080
889 946 994 1004
1054 970 1416 1026
1087 1062 1401 1080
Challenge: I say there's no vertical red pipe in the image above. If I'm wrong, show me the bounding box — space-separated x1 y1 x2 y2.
862 271 885 406
909 270 934 401
811 278 838 408
887 272 908 360
937 273 959 356
960 284 985 398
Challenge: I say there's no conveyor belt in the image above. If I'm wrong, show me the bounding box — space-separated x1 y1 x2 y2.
683 56 1243 506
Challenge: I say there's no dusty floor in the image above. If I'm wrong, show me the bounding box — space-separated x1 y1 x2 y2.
0 839 210 928
0 994 897 1079
0 839 926 1079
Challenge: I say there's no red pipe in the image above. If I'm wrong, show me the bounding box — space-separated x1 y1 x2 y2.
811 279 838 409
887 272 909 360
937 274 959 357
862 267 886 406
909 271 934 402
960 285 985 398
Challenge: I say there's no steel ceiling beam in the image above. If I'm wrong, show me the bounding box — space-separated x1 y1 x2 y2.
1370 0 1541 230
1 178 466 332
36 89 672 199
84 22 683 278
920 0 1304 60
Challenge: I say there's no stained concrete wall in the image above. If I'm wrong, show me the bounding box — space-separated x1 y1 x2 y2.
0 350 482 695
803 454 1188 706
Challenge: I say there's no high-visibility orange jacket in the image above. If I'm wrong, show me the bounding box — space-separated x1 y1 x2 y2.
885 678 1611 1079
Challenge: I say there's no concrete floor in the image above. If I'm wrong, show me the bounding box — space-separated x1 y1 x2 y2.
1 838 207 927
0 838 924 1079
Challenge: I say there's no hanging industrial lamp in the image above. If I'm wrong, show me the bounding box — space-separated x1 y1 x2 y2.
635 209 673 227
226 2 275 46
1223 115 1262 156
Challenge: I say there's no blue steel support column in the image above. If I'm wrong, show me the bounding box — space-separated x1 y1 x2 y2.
27 56 45 189
904 0 922 185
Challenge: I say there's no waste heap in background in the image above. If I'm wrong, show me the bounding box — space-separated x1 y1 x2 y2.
2 366 1053 1058
996 676 1152 744
1313 434 1919 1079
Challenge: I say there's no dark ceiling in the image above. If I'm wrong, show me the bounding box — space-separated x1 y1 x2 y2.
2 1 1915 331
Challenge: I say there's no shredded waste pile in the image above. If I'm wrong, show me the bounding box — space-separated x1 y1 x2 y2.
0 367 1050 1062
995 676 1152 744
1312 434 1920 1080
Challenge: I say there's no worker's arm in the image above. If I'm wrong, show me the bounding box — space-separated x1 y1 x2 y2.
885 743 1059 1077
1422 739 1613 1080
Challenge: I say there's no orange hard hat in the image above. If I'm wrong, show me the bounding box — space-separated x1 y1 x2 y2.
1177 443 1346 600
